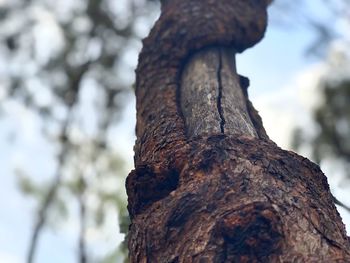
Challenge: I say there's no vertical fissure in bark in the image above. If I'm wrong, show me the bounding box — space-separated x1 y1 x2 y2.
180 47 258 138
217 48 226 134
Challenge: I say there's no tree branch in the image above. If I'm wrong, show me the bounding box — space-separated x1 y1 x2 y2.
26 61 91 263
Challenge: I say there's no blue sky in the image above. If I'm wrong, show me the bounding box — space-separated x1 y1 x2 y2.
1 1 349 262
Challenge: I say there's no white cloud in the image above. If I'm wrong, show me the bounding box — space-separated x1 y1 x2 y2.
253 62 326 150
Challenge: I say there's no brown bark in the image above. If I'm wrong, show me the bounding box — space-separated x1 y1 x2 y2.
126 0 350 262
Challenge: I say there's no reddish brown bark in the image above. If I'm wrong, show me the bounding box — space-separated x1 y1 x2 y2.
126 0 350 262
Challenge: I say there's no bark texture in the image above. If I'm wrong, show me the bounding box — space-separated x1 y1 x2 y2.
126 0 350 262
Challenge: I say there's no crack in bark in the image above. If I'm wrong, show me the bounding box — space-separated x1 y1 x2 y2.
217 48 226 134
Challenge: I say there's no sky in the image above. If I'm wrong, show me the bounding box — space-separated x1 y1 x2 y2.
0 1 350 263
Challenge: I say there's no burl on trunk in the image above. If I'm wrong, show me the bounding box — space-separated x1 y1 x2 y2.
126 0 350 262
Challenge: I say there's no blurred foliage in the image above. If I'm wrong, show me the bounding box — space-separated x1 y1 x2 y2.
311 80 350 164
0 0 159 262
293 54 350 181
276 1 350 184
289 0 350 183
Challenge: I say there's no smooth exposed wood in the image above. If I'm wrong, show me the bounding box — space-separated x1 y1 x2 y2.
180 48 222 136
220 48 258 137
181 47 257 138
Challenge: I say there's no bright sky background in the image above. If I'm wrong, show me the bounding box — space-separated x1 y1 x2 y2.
0 1 349 263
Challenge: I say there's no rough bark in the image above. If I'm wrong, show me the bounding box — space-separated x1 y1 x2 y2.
126 0 350 262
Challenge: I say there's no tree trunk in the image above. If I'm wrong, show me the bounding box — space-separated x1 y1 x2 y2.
126 0 350 262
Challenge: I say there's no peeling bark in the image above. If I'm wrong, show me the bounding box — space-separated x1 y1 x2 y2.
126 0 350 262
